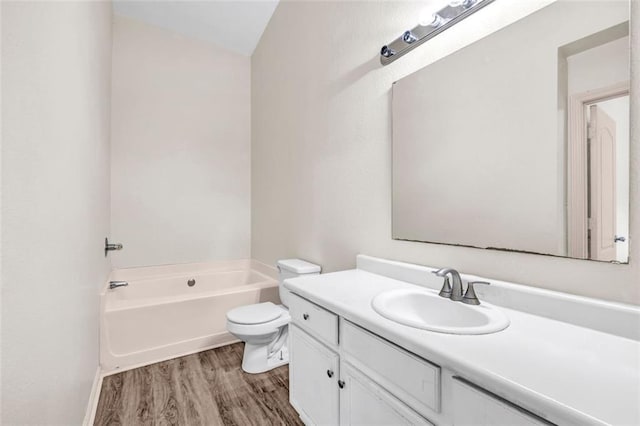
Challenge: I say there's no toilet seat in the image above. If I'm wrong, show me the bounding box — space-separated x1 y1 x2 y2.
226 304 291 337
226 302 283 325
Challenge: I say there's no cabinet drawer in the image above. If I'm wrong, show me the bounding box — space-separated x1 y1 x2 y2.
452 377 551 426
340 361 434 426
341 320 441 417
289 293 339 346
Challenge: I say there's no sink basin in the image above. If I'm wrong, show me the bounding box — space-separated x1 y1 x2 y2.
371 288 510 335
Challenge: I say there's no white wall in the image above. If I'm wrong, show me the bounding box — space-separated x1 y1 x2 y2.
0 1 4 418
1 1 112 424
252 0 640 305
110 15 251 268
567 36 630 95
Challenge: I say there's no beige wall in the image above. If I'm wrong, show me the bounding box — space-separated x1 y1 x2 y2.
252 0 639 305
1 1 112 423
110 15 251 268
0 0 4 415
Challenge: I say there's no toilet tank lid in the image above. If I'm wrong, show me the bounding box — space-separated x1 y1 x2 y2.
277 259 321 274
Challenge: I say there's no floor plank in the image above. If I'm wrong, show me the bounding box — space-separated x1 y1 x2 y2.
94 343 303 426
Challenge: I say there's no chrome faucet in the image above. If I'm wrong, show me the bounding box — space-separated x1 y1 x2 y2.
109 281 128 290
432 268 464 301
462 281 490 305
432 268 491 305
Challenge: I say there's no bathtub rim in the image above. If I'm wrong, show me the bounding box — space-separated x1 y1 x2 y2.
101 258 278 295
105 278 278 311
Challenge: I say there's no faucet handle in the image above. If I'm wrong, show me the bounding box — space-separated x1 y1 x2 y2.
438 276 452 298
432 268 450 277
462 281 490 305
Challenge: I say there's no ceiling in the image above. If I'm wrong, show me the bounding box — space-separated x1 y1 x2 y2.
112 1 280 56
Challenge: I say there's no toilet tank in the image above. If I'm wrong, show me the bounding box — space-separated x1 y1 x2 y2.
277 259 321 307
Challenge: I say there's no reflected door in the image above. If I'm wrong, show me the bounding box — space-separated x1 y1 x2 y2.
589 105 617 261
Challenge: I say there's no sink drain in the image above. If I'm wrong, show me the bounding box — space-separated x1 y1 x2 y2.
187 279 196 287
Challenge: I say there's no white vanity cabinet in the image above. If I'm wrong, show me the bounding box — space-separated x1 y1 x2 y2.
289 291 339 347
340 320 441 417
288 293 435 425
451 378 548 426
339 361 433 426
289 324 340 425
288 292 549 426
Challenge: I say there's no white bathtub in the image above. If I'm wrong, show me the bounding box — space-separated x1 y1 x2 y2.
100 259 279 372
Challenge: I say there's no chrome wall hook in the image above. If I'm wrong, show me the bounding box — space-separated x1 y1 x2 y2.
105 238 123 257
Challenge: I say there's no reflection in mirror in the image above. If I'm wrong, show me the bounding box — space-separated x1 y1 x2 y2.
565 28 630 263
392 0 630 263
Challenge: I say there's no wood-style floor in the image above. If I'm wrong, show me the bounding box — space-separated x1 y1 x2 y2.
94 343 303 426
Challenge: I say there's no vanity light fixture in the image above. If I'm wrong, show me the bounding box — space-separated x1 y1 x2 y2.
380 0 496 65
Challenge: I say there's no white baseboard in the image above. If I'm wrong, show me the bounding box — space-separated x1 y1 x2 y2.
83 367 103 426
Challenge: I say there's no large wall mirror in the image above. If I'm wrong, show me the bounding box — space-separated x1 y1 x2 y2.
392 0 630 263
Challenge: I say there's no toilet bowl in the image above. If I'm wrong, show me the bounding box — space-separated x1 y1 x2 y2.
226 259 321 374
227 302 291 373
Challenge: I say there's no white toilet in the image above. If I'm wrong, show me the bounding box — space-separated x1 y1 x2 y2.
226 259 321 374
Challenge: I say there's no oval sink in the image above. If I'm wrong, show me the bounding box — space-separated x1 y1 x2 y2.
371 288 509 335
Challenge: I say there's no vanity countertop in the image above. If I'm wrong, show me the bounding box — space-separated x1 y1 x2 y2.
285 268 640 426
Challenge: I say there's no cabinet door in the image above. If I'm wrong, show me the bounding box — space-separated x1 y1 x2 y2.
290 324 340 426
452 378 550 426
340 361 433 426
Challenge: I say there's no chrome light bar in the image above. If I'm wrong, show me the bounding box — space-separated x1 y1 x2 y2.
380 0 496 65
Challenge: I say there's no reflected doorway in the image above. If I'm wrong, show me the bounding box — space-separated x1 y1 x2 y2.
568 85 630 262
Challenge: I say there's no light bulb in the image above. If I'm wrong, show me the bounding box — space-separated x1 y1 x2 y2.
402 30 417 44
380 45 395 58
452 0 478 8
418 10 443 27
418 1 449 27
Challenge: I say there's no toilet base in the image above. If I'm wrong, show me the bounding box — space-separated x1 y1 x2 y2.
241 342 289 374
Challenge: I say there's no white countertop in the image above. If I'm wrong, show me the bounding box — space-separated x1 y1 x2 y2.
285 269 640 426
